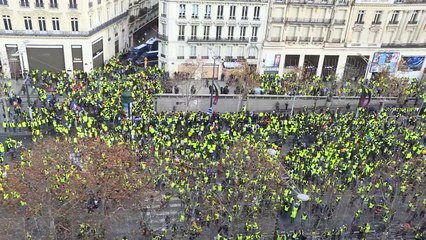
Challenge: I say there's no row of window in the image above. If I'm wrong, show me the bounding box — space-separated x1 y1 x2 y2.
356 10 419 25
12 0 77 8
173 4 261 21
2 15 78 31
176 25 259 41
174 45 258 59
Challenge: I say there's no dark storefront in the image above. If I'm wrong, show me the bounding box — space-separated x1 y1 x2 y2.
92 38 104 69
72 45 83 71
26 45 65 73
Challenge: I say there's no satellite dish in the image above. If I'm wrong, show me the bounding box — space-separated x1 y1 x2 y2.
267 149 277 156
297 193 310 202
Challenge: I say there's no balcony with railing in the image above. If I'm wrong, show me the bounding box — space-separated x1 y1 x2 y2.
271 17 284 23
0 11 128 37
250 36 258 42
330 38 341 43
286 18 331 24
394 0 426 3
289 0 335 5
187 37 249 43
336 0 348 5
381 43 426 48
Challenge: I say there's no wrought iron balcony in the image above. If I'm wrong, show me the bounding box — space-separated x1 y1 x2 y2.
286 36 297 41
289 0 335 5
187 37 249 43
395 0 426 3
381 43 426 48
286 18 331 24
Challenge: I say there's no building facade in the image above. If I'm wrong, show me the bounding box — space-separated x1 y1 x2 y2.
262 0 426 80
0 0 129 79
158 0 269 79
128 0 158 46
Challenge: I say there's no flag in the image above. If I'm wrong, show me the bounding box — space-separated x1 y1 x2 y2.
213 83 219 105
358 87 371 108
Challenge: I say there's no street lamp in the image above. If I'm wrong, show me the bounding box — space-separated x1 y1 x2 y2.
208 48 219 108
267 148 310 202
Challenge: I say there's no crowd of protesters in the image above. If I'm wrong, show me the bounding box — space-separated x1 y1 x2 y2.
0 54 425 239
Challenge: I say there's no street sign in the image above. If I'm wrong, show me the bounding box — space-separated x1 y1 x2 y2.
207 107 213 115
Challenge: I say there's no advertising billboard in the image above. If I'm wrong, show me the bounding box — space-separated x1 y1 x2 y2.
370 52 400 73
265 54 281 67
398 56 425 72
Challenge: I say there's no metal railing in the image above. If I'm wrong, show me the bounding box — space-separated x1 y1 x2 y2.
187 37 249 43
330 38 341 43
289 0 335 4
336 0 348 5
395 0 426 3
381 43 426 48
270 37 281 42
0 11 128 37
286 18 331 24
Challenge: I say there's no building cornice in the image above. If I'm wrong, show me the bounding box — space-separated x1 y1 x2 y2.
0 11 128 39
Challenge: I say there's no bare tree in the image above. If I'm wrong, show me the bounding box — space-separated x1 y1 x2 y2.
1 137 157 239
227 61 261 111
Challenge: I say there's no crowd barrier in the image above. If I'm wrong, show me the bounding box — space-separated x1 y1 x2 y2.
153 94 419 113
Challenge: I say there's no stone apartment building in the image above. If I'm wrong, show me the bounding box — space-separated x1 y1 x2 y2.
0 0 129 78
